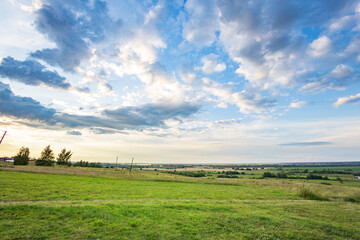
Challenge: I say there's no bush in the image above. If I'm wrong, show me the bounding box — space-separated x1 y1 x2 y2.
320 182 332 185
263 172 275 178
217 174 239 178
336 177 343 183
343 196 358 203
277 171 287 178
221 171 240 175
73 160 102 168
14 147 30 165
167 171 206 178
179 171 206 178
35 159 54 166
306 173 323 180
298 185 327 201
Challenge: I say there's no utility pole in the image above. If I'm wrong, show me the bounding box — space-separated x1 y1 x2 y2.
129 157 134 174
115 156 118 171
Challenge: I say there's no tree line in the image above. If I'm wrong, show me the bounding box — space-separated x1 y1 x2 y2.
14 145 72 166
13 146 103 168
262 171 336 180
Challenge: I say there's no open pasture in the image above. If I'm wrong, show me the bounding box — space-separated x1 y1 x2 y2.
0 165 360 239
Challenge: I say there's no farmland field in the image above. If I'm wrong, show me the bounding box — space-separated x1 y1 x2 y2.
0 164 360 239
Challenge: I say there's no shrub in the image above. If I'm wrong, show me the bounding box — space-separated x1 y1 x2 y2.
343 196 358 203
306 173 323 179
217 174 239 178
35 160 54 166
320 182 332 185
167 171 206 178
222 171 240 175
73 160 102 168
178 171 206 177
14 147 30 165
298 184 327 201
277 171 287 178
336 177 343 183
263 172 275 178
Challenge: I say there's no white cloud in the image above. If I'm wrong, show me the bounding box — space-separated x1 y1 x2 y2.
201 54 226 74
103 3 191 108
199 77 275 114
299 81 326 93
309 36 332 57
289 101 308 108
215 1 311 91
0 5 54 55
344 35 360 56
182 0 219 46
329 15 358 32
356 2 360 13
334 93 360 107
330 64 354 79
299 64 356 93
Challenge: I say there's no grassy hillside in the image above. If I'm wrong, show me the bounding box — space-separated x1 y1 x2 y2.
0 166 359 239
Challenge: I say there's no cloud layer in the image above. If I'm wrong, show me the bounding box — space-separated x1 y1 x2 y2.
0 81 199 132
0 57 71 90
334 93 360 107
31 0 121 71
279 141 332 147
0 81 57 122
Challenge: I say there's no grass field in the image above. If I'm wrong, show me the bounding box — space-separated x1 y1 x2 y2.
1 165 360 239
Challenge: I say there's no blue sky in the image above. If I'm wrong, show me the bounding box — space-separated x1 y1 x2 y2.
0 0 360 163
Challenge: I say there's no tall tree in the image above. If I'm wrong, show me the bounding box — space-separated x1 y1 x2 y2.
14 147 30 165
36 145 55 166
57 148 73 166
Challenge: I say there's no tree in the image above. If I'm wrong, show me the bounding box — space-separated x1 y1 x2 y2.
277 171 288 178
56 148 73 166
35 145 55 166
14 147 30 165
263 172 275 178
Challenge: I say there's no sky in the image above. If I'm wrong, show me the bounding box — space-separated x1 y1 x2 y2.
0 0 360 164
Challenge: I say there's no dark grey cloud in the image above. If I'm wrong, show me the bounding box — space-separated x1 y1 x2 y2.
89 128 117 135
57 103 199 130
0 57 70 89
66 130 82 136
0 81 200 133
265 33 291 53
31 0 121 71
238 41 264 64
218 0 354 52
216 0 359 87
219 0 354 32
303 0 355 26
279 141 332 146
57 113 124 130
0 81 57 122
104 103 200 127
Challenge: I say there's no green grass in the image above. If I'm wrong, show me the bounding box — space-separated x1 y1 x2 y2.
0 168 360 239
298 184 328 201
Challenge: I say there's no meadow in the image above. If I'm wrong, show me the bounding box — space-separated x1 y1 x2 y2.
0 164 359 239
